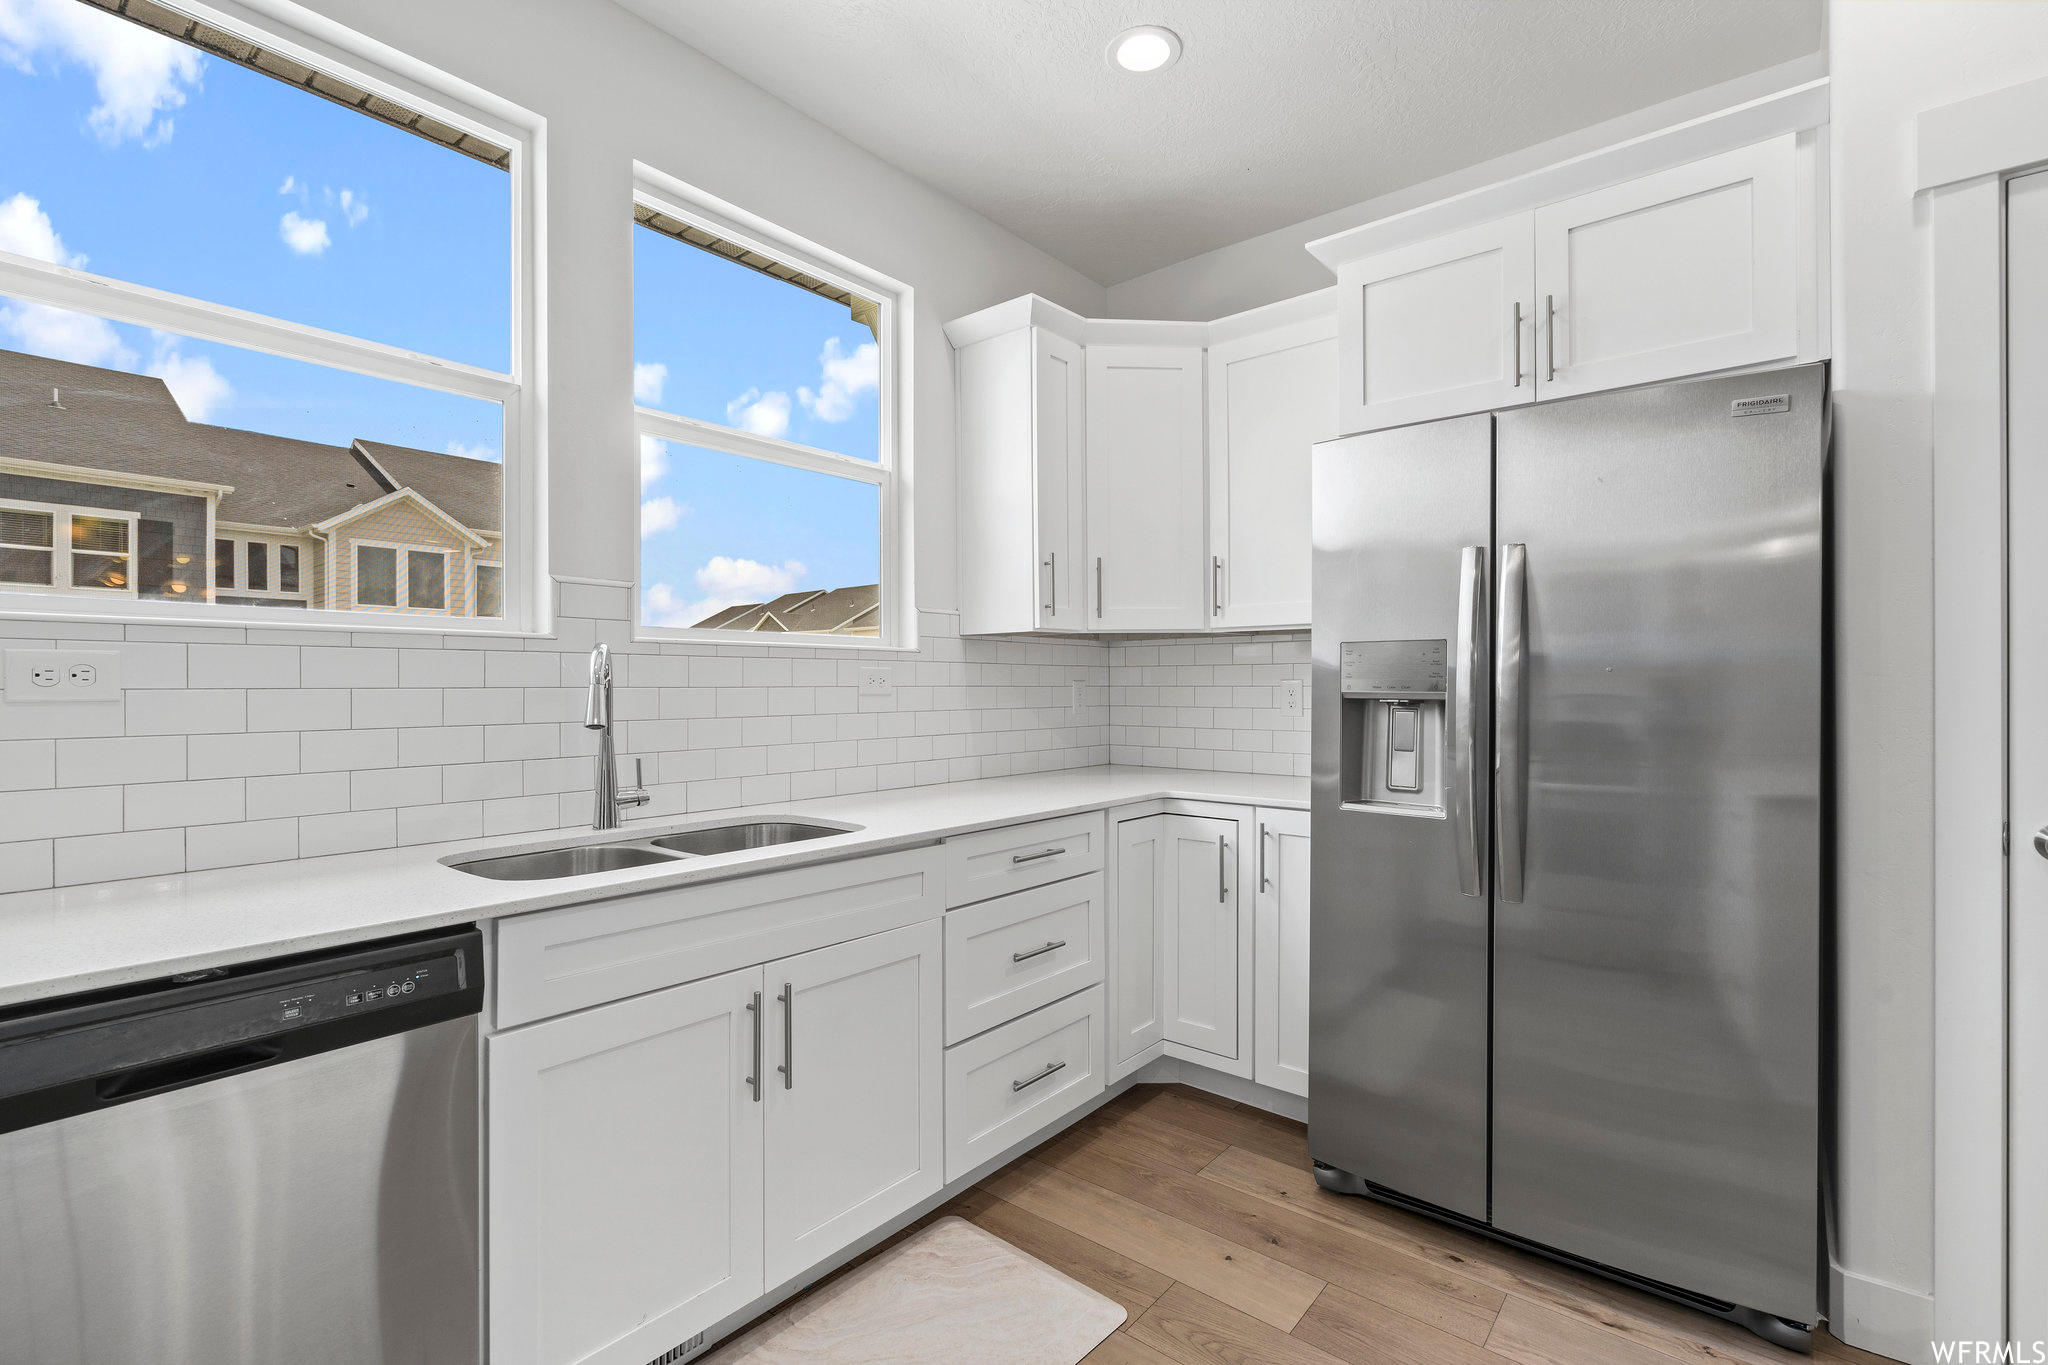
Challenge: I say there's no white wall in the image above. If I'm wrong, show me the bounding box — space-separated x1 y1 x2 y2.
1103 54 1827 322
1826 5 2048 1358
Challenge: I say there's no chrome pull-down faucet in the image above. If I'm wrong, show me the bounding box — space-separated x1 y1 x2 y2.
584 642 648 829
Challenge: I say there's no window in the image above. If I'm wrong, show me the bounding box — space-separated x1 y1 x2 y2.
354 542 449 613
0 498 135 594
473 562 504 619
0 0 533 629
632 170 910 647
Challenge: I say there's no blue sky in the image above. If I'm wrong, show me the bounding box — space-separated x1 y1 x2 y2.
0 0 881 632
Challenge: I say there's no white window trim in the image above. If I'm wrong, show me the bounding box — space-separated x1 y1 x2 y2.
214 531 310 602
471 559 505 619
351 539 452 614
630 165 915 651
0 497 139 597
0 0 545 638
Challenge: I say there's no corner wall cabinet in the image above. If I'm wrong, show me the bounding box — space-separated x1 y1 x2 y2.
1086 344 1207 631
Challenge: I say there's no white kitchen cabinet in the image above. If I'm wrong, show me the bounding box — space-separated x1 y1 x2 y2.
1085 344 1207 631
1207 310 1337 629
953 312 1088 636
1535 135 1797 399
944 985 1106 1180
1336 214 1535 435
1252 807 1312 1098
1161 812 1243 1061
762 919 943 1286
488 967 764 1365
1110 813 1168 1075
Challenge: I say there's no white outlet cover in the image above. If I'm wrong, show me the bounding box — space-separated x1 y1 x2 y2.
1280 679 1304 715
858 665 894 697
4 648 122 703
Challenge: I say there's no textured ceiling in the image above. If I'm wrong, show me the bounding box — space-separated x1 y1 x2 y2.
619 0 1825 286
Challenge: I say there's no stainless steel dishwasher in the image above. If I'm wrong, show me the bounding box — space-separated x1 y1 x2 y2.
0 926 484 1365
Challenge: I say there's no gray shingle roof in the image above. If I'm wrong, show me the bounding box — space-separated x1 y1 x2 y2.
0 348 498 532
695 585 879 634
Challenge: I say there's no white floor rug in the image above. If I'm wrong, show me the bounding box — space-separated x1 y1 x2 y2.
703 1216 1126 1364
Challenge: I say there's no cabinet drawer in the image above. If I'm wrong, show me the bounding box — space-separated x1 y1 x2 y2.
944 812 1104 907
944 985 1105 1181
495 846 944 1029
944 872 1104 1043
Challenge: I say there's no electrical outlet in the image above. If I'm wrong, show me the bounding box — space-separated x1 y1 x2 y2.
858 665 894 698
4 649 121 703
1280 679 1304 716
1071 680 1087 712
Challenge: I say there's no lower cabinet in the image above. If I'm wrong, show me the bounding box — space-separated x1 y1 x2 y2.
944 984 1105 1179
488 918 943 1365
1252 807 1312 1098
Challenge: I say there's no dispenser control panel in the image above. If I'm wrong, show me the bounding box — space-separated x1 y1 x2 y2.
1340 639 1446 698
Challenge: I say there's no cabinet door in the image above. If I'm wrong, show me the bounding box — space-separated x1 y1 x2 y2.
1340 213 1534 434
1086 344 1207 631
1034 327 1088 630
1162 813 1242 1059
1535 135 1796 399
1253 808 1312 1098
762 919 943 1286
488 967 764 1365
1111 814 1168 1070
1208 315 1336 629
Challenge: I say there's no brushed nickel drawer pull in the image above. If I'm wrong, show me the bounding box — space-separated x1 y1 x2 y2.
1011 847 1066 864
1012 939 1067 963
746 990 762 1102
1013 1060 1067 1092
777 983 793 1090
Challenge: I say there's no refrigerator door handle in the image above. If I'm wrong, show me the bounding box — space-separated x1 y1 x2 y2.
1496 541 1529 904
1450 544 1487 898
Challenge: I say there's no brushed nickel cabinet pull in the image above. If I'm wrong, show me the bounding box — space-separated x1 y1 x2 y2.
1213 556 1223 616
1095 557 1103 617
1259 824 1271 893
1012 846 1067 865
1512 301 1523 386
777 983 793 1090
1042 554 1054 612
1012 939 1067 963
1218 835 1229 902
1545 294 1556 382
745 990 762 1102
1013 1060 1067 1092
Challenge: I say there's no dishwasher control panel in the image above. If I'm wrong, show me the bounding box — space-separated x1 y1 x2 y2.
278 950 467 1026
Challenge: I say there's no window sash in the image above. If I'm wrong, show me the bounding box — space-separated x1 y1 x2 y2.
353 540 451 612
0 499 137 596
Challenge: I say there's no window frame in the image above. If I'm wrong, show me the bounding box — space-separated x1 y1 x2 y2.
350 538 451 614
0 0 544 636
630 165 915 651
471 558 504 619
0 496 139 597
213 528 311 604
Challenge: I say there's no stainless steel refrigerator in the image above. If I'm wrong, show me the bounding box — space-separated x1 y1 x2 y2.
1308 364 1825 1347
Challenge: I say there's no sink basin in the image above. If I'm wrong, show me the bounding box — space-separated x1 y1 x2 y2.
453 844 679 881
646 822 845 856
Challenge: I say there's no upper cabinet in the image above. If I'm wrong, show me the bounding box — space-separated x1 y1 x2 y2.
1086 343 1207 631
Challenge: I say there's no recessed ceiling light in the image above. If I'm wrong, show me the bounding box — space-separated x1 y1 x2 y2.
1108 25 1181 74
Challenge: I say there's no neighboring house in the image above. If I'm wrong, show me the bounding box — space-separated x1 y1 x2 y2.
695 585 879 635
0 349 502 616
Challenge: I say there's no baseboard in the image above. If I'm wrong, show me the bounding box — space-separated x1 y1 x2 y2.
1830 1263 1932 1364
1130 1052 1309 1123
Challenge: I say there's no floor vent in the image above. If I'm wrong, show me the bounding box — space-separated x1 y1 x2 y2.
647 1332 706 1364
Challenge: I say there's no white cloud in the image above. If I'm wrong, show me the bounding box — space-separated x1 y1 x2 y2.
147 339 229 422
633 361 667 405
726 387 791 437
0 0 204 146
797 337 879 422
336 188 368 228
279 211 330 256
640 496 684 537
639 434 668 490
0 193 134 366
644 556 808 629
278 175 298 196
445 441 498 462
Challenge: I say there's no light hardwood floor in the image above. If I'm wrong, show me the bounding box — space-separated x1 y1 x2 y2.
773 1083 1899 1365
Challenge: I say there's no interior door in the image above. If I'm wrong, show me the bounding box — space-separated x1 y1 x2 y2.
1491 367 1825 1322
762 919 942 1286
488 967 764 1365
2007 166 2048 1343
1534 136 1797 400
1162 813 1241 1058
1207 315 1337 629
1253 806 1312 1097
1339 213 1534 434
1086 344 1206 630
1034 326 1087 630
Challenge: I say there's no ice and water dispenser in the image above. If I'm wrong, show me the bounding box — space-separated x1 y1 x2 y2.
1339 638 1448 813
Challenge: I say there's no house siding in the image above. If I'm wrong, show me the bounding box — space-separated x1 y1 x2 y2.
0 473 209 601
332 501 480 615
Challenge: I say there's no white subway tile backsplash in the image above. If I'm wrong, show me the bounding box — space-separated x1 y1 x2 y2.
0 785 123 841
57 736 185 788
303 646 398 689
189 644 300 690
352 689 442 730
300 809 396 858
302 729 398 772
0 740 56 791
126 778 245 830
351 766 442 811
397 801 483 846
126 689 246 736
54 829 183 885
249 771 352 818
187 818 299 871
400 649 486 689
0 839 52 891
189 732 299 780
249 688 351 732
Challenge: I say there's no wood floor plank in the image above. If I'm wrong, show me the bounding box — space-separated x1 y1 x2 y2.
1055 1105 1233 1174
1081 1329 1184 1365
998 1160 1326 1331
1057 1129 1502 1343
1137 1088 1312 1167
1292 1282 1505 1365
1813 1330 1902 1365
966 1191 1174 1318
1487 1294 1682 1365
1198 1145 1816 1365
1127 1282 1353 1365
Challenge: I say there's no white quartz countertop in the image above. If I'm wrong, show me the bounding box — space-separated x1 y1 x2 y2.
0 766 1306 1009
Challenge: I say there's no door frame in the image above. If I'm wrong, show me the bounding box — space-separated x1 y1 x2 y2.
1921 70 2048 1350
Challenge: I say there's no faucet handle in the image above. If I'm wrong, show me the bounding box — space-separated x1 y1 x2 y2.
618 756 651 811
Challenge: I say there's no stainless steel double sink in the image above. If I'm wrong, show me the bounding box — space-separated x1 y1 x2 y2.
450 821 852 881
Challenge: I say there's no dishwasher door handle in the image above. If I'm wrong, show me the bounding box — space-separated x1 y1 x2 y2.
95 1043 285 1103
